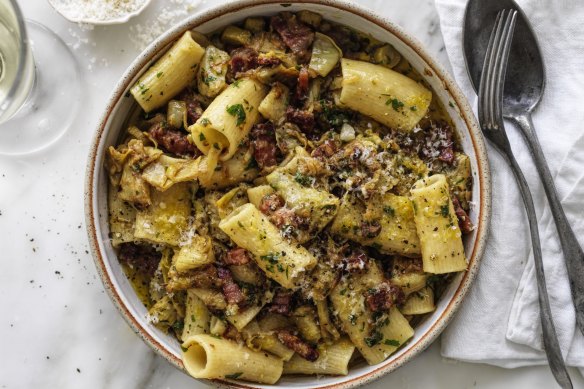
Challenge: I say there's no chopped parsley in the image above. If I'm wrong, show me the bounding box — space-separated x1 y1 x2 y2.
225 372 243 379
364 331 383 347
410 106 418 111
349 314 357 325
180 345 189 352
384 339 400 347
260 252 281 272
383 206 395 217
199 132 206 141
213 142 221 150
226 104 246 126
319 100 350 129
260 253 281 264
231 79 242 88
200 118 210 127
294 172 315 186
201 72 217 86
386 97 404 111
156 71 163 78
440 204 450 217
245 157 258 171
449 101 455 108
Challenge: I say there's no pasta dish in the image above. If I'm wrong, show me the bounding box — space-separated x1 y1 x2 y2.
106 10 473 384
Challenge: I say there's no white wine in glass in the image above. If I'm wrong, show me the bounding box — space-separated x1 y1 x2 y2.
0 0 81 155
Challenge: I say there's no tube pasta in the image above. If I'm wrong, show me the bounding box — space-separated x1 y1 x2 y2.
283 337 355 376
226 290 273 331
134 182 191 246
190 78 268 161
330 261 414 365
339 58 432 131
400 286 435 315
209 315 228 336
130 31 205 112
182 334 283 384
410 174 467 274
219 204 318 288
246 185 275 209
330 193 420 256
391 272 428 295
315 299 340 341
182 290 211 340
191 288 227 310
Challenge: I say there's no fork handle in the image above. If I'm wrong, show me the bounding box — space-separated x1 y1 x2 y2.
505 152 573 389
509 111 584 337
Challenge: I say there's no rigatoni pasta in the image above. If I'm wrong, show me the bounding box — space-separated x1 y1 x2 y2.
130 31 205 112
218 203 317 288
182 334 283 384
107 9 474 386
190 78 268 161
410 174 467 274
339 58 432 131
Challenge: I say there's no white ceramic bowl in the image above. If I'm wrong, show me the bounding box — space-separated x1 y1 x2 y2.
85 1 492 387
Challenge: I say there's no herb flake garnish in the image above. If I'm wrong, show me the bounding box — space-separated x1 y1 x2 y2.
386 97 405 111
226 104 246 126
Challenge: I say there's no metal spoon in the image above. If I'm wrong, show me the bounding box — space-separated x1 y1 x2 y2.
463 0 584 337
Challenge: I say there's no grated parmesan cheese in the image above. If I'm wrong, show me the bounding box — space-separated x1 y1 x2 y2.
51 0 149 22
129 0 203 50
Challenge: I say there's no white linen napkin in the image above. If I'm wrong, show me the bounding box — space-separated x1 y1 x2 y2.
434 0 584 373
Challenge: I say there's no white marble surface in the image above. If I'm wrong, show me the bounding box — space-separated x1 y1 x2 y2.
1 0 583 388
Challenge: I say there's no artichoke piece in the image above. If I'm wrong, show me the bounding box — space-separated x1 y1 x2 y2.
308 33 342 77
297 10 322 28
373 44 401 68
292 306 322 343
197 45 230 98
108 139 162 208
167 100 187 129
258 82 290 124
244 17 266 33
221 26 251 46
148 295 178 332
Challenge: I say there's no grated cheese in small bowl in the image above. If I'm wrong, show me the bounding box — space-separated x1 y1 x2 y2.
48 0 152 25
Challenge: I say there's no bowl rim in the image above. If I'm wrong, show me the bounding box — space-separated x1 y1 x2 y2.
84 0 492 387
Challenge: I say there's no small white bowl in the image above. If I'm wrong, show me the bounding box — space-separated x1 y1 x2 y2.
85 1 492 387
47 0 152 25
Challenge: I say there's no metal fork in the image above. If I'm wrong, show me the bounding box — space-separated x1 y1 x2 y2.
477 9 573 388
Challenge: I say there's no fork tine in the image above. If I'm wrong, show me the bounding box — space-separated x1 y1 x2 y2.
492 10 518 124
478 9 518 131
478 12 503 128
487 12 508 128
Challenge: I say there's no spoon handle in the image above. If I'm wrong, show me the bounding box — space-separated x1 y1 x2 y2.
505 151 573 389
509 112 584 337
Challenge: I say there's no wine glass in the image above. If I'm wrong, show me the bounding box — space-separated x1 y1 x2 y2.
0 0 81 155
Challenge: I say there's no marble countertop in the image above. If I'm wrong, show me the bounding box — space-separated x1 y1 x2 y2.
1 0 583 388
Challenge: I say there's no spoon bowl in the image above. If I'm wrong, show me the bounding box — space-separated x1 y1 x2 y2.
463 0 545 113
